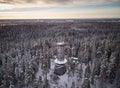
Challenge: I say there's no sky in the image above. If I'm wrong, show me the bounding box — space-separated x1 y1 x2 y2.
0 0 120 19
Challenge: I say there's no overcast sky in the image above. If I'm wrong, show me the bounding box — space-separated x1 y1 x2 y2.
0 0 120 19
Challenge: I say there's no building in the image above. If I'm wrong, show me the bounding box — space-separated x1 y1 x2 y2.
54 42 67 75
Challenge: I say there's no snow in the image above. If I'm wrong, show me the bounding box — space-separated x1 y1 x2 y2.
54 59 67 64
56 42 65 46
35 58 81 88
71 57 78 60
35 64 42 80
35 58 115 88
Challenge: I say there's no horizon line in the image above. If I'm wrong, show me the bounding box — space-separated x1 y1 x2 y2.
0 18 120 20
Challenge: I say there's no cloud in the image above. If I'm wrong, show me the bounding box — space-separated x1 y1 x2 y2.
0 0 120 5
0 0 120 12
0 8 120 19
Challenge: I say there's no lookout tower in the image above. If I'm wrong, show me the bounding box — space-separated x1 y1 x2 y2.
54 42 67 75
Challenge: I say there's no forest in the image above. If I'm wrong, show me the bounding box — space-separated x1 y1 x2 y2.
0 19 120 88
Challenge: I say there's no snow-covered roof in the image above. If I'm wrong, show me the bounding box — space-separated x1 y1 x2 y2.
71 57 78 60
56 42 65 46
54 59 67 64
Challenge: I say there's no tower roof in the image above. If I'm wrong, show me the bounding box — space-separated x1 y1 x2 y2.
56 42 65 46
54 59 67 64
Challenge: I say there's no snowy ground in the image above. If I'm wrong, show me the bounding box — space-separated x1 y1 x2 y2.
35 58 87 88
35 58 116 88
